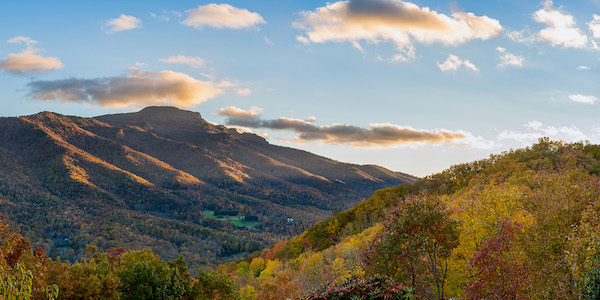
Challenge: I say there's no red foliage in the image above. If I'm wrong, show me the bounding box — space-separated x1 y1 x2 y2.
105 246 125 264
33 246 49 264
465 219 530 300
3 233 31 268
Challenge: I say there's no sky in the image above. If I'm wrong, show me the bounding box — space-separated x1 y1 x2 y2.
2 0 600 177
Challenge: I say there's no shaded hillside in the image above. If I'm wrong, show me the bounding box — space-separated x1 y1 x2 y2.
0 106 413 270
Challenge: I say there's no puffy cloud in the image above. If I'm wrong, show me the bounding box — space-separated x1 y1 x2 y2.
106 14 142 34
0 37 63 74
294 0 502 57
223 114 468 147
496 47 524 68
498 120 588 145
437 54 478 72
217 106 263 119
533 1 588 48
182 4 265 29
588 15 600 39
569 94 598 104
159 55 205 68
28 69 227 108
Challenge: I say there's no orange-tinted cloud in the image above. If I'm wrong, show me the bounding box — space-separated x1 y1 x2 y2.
0 37 63 74
217 106 263 119
183 4 265 29
28 69 226 108
294 0 502 59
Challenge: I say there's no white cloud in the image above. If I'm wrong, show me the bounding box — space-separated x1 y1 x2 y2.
0 37 63 75
437 54 479 72
577 65 591 70
106 14 142 34
498 120 588 145
588 14 600 39
497 47 524 68
217 106 263 119
294 0 502 58
159 55 205 68
569 94 598 104
235 88 252 96
28 69 228 108
533 0 588 48
182 4 265 29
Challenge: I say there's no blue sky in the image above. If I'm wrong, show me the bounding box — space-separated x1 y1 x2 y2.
2 0 600 176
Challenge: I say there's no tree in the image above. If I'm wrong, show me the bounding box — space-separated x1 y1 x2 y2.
117 250 192 300
464 220 530 300
364 194 459 299
192 267 241 300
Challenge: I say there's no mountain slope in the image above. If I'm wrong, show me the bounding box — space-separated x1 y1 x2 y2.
0 106 414 270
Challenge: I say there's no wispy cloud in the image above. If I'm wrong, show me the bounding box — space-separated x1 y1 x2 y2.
28 69 229 108
149 11 182 22
235 88 252 96
438 54 478 72
294 0 502 59
0 37 63 75
576 65 591 70
159 55 205 68
182 4 265 29
497 47 524 68
498 120 588 145
569 94 598 104
7 36 38 46
533 0 588 48
219 107 473 147
106 14 142 34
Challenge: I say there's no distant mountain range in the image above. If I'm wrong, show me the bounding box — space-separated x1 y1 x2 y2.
0 106 414 269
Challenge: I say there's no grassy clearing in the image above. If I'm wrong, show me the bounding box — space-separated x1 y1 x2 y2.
202 210 260 229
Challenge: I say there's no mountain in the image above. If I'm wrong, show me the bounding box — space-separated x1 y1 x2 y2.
0 106 414 270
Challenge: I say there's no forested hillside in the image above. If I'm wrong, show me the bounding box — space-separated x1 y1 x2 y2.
217 138 600 299
0 107 413 271
3 138 600 299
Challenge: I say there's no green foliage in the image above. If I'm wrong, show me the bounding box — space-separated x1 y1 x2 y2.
192 268 241 300
0 263 33 300
583 259 600 300
117 250 192 300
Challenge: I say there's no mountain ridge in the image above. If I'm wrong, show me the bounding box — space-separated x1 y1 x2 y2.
0 106 414 270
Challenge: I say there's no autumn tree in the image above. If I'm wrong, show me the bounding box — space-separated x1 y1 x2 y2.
364 193 459 299
464 219 530 300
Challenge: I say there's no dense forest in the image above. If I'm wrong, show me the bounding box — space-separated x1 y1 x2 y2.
3 138 600 299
